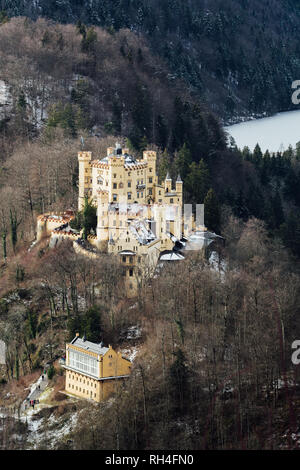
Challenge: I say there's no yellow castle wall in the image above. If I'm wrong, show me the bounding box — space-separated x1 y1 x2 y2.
65 343 131 403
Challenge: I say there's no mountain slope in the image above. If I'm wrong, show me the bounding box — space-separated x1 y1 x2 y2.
2 0 300 120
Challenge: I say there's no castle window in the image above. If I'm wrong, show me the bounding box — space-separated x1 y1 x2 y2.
122 256 126 263
129 257 133 263
170 198 173 203
159 190 161 195
128 181 131 187
127 192 132 200
113 194 117 201
119 182 123 188
149 168 152 172
113 183 117 189
148 188 152 195
129 269 133 277
149 177 152 183
113 173 117 178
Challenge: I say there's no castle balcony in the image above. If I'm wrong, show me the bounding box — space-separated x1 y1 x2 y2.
136 184 146 190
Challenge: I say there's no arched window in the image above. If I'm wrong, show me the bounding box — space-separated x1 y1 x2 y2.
97 177 103 185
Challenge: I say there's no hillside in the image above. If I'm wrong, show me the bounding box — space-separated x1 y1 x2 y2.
2 0 300 120
0 18 299 262
0 9 300 452
0 17 224 160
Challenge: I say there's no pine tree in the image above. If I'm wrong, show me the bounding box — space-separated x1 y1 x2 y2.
253 143 263 167
204 188 221 233
169 348 188 413
185 160 210 204
175 143 192 180
84 306 102 343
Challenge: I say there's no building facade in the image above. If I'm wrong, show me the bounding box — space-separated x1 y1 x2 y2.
77 143 185 294
36 142 209 296
64 334 131 402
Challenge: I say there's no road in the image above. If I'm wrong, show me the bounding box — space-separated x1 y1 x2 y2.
21 372 49 413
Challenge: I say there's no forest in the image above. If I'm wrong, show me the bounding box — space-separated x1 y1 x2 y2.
2 0 300 120
0 14 299 450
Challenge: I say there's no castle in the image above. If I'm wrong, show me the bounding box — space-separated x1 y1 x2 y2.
37 142 214 295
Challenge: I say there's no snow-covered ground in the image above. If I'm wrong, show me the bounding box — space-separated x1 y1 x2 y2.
225 109 300 152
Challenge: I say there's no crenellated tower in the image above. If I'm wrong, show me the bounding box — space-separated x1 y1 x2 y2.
78 151 92 211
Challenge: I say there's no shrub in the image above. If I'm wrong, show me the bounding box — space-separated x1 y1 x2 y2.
47 364 56 380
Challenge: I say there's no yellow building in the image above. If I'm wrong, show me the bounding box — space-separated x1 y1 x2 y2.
77 143 185 295
37 142 209 296
64 334 131 402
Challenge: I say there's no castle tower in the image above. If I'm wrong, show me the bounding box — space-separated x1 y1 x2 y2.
164 172 172 193
78 151 92 211
176 174 183 206
108 147 125 203
143 150 157 202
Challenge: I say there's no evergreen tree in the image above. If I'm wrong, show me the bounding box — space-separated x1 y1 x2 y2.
280 211 300 258
175 143 192 180
84 306 102 343
185 160 210 204
157 150 171 182
204 188 221 233
169 348 188 413
253 143 263 167
82 197 97 240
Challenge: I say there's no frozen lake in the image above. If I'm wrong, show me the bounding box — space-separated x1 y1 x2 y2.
225 109 300 153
